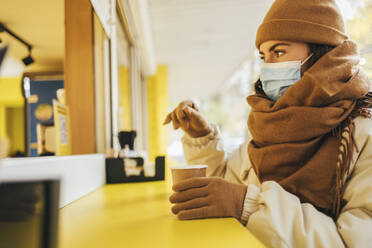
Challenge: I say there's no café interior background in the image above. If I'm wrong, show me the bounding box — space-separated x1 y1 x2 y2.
0 0 371 163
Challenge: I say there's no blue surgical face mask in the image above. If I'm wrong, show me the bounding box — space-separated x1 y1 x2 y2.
260 54 313 101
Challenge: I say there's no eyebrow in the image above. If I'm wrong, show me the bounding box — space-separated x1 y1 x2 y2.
259 43 291 55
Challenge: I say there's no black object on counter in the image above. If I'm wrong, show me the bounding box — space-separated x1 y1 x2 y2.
105 156 165 184
118 131 137 150
0 179 60 248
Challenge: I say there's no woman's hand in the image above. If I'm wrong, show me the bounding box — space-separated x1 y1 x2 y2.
163 100 212 138
169 177 247 220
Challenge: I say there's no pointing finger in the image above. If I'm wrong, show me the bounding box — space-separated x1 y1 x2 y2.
176 106 189 129
163 113 172 125
169 187 208 204
172 177 209 192
171 197 209 215
191 102 199 111
184 106 201 121
178 206 213 220
171 111 180 130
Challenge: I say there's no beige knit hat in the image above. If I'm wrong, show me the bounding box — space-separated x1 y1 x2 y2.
255 0 349 49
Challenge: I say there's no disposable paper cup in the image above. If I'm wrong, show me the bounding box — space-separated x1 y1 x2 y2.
170 165 208 185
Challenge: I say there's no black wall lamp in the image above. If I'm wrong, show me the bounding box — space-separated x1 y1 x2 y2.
0 22 35 66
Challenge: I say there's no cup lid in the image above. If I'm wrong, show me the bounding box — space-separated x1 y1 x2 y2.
170 165 208 170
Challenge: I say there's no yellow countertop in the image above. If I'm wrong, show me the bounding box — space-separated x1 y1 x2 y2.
59 181 264 248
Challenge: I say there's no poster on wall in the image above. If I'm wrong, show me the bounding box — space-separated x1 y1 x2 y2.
25 79 63 156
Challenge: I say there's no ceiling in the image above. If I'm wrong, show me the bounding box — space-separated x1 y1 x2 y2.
0 0 64 76
148 0 274 105
0 0 275 104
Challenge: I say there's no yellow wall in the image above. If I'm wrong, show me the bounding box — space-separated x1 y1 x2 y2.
147 65 168 162
0 106 6 138
6 107 25 154
0 77 24 107
0 77 25 153
118 66 132 131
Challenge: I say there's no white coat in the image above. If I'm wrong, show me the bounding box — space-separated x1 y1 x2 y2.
181 116 372 248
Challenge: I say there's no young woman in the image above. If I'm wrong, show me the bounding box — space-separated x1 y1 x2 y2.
163 0 372 247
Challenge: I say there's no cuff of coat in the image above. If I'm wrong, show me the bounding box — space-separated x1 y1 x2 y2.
181 124 220 147
240 184 260 225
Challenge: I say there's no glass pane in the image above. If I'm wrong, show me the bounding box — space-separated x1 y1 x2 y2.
93 12 112 153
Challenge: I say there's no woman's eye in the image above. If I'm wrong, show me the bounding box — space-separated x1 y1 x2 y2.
259 56 264 60
275 51 285 57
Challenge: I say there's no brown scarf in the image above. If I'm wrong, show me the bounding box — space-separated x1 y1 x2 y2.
246 40 372 218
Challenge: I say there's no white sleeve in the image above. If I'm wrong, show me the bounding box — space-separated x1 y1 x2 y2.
182 124 252 184
182 124 228 177
241 120 372 248
242 182 346 248
337 129 372 248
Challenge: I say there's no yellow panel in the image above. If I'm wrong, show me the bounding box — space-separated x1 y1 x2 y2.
0 77 24 107
0 106 6 138
59 181 265 248
6 107 25 154
0 78 25 154
54 100 71 156
147 65 168 162
118 66 131 131
93 12 107 154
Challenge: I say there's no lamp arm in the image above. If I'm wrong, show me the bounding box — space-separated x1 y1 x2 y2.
0 23 32 50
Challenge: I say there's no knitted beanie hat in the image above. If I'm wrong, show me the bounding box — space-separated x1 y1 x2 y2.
255 0 349 49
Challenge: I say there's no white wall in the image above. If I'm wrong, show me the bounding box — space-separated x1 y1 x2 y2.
0 154 105 208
